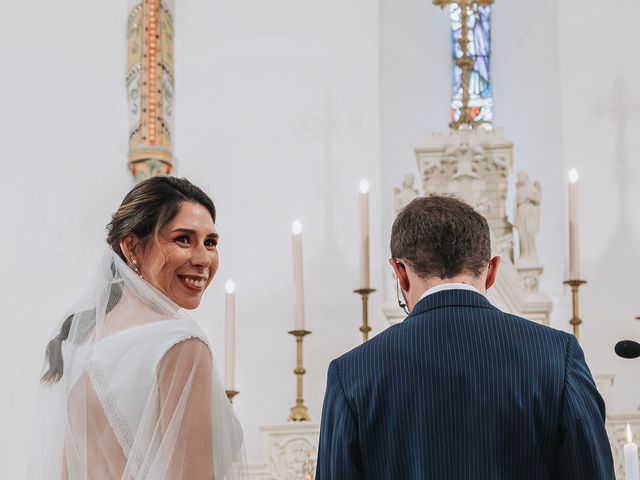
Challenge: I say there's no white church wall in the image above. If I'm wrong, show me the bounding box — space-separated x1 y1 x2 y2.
556 0 640 414
0 0 382 474
0 1 132 477
379 0 450 303
173 0 383 465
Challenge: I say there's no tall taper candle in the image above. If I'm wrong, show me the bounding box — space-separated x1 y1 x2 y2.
292 220 305 330
568 169 580 280
224 280 236 391
359 180 370 289
625 423 640 480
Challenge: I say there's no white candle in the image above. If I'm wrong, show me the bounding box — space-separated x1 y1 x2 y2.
359 179 370 289
224 279 236 391
568 169 580 280
625 423 640 480
292 220 305 330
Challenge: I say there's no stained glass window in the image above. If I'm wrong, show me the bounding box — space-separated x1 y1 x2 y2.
450 4 493 128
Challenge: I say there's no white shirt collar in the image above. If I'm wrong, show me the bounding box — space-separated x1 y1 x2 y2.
418 282 483 302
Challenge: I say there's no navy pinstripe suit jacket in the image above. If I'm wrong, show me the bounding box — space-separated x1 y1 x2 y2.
316 289 614 479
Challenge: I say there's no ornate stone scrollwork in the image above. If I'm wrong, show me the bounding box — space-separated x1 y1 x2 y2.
271 438 316 479
416 129 513 241
443 140 484 179
249 424 319 480
382 128 552 326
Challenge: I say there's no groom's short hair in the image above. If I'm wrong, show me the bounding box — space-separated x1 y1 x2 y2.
390 195 491 279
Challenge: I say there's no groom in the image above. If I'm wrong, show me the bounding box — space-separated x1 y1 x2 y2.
316 195 614 479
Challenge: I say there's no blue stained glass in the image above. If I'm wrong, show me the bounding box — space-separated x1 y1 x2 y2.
450 4 493 128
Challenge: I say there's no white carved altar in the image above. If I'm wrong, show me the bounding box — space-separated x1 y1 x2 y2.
248 423 320 480
384 127 553 326
596 375 640 479
246 396 639 480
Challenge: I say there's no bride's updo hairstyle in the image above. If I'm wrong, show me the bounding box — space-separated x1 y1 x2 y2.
41 176 216 384
106 176 216 260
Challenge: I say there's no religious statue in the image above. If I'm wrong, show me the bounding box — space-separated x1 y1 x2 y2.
394 174 420 213
514 171 541 264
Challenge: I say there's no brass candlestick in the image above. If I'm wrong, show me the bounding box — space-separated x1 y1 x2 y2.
225 390 239 403
354 288 376 342
288 329 311 421
563 279 587 340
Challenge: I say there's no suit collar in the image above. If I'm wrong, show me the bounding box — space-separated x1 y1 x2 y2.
406 288 497 319
418 282 482 301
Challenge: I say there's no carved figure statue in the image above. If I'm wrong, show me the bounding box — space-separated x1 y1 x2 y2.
514 171 541 263
394 174 420 213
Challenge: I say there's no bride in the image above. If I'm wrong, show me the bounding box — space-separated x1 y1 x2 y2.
30 176 246 479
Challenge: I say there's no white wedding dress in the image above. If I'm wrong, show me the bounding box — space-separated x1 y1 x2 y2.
30 250 246 479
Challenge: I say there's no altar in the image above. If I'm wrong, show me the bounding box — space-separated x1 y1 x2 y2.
243 1 639 478
244 123 640 480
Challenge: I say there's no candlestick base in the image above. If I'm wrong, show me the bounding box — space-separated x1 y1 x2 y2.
226 390 239 403
354 288 376 343
563 279 586 340
288 401 311 422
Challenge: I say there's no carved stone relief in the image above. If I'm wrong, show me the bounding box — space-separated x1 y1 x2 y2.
416 129 513 244
384 128 552 326
249 424 319 480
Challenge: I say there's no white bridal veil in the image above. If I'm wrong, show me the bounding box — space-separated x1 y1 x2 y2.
30 249 247 479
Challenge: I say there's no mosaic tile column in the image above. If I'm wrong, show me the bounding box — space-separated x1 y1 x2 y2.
126 0 175 182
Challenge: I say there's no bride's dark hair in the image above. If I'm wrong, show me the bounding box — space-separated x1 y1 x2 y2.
41 176 216 384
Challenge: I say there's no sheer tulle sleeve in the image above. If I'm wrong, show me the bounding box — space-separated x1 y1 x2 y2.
157 337 214 479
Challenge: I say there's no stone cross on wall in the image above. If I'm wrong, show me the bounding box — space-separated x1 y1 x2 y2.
295 97 360 243
594 77 639 232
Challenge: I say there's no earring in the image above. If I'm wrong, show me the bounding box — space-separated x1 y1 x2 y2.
131 259 144 279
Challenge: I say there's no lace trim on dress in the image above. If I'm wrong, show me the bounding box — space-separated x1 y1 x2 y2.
86 358 135 457
87 358 153 478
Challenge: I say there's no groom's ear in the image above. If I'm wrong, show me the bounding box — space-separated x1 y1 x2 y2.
389 258 410 292
484 256 501 291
